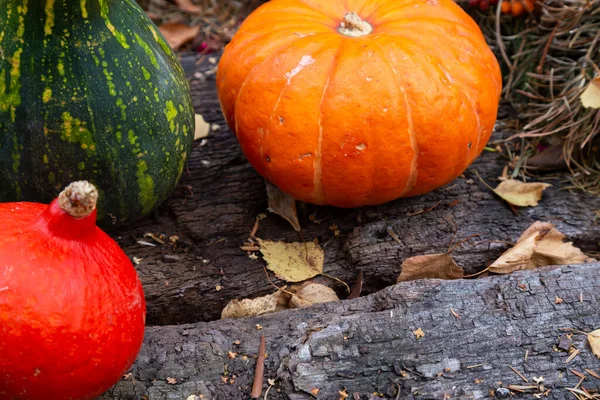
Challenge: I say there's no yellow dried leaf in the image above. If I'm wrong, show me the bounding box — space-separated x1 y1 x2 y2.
397 253 464 282
489 221 595 274
194 114 210 141
588 329 600 359
258 239 323 282
493 179 552 207
221 290 289 319
288 282 339 309
581 78 600 109
266 182 301 231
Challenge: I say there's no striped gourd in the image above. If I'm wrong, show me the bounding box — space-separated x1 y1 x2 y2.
0 0 194 227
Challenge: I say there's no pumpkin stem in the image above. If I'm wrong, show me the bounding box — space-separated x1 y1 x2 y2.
338 12 373 37
58 181 99 219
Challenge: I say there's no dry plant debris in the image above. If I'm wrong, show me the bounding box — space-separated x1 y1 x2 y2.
397 253 464 282
413 328 425 339
221 290 288 319
194 114 210 140
492 179 552 207
251 334 266 399
257 238 323 282
489 221 595 274
347 271 363 299
157 22 201 50
173 0 201 13
265 182 301 231
288 282 339 309
221 280 339 319
588 329 600 359
459 0 600 194
580 77 600 109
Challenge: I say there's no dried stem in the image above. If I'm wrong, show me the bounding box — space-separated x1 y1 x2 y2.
251 335 266 398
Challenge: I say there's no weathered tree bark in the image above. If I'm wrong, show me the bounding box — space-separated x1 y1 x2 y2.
101 263 600 400
109 54 600 326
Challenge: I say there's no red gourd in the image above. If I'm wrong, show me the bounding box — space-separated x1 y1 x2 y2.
0 181 146 400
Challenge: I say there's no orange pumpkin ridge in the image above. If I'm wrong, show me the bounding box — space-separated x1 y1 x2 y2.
217 0 502 207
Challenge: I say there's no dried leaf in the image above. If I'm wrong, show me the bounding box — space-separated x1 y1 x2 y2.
489 222 595 274
413 328 425 339
528 223 594 266
166 377 177 384
266 182 300 231
589 329 600 359
258 239 323 282
489 230 538 274
174 0 201 13
288 282 339 309
397 253 464 282
493 179 552 207
527 144 567 171
194 114 210 141
581 78 600 109
158 23 200 50
221 290 289 319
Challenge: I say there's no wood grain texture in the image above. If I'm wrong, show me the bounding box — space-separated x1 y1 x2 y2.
101 263 600 399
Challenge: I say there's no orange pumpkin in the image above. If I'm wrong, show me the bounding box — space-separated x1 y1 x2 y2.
216 0 502 207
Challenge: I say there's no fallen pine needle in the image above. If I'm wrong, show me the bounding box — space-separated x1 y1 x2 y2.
585 369 600 379
450 308 461 319
565 348 581 364
524 350 529 361
387 226 402 244
509 366 529 382
566 387 593 399
406 200 441 216
240 245 260 251
251 335 266 398
507 384 538 392
467 364 483 369
250 216 261 238
263 381 273 400
572 369 587 380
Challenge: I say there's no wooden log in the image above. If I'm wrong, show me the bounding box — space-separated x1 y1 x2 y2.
109 54 600 325
101 262 600 399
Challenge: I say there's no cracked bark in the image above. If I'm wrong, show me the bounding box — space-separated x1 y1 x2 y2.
110 54 600 326
101 263 600 400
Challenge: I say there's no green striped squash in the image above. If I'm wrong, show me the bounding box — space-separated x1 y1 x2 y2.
0 0 194 228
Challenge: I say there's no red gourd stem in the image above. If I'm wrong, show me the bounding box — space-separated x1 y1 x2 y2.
57 181 98 219
338 12 373 37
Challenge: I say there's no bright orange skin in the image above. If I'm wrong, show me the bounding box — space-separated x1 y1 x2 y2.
0 200 146 399
217 0 502 207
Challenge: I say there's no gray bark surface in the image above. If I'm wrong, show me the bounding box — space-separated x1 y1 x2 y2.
101 263 600 400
